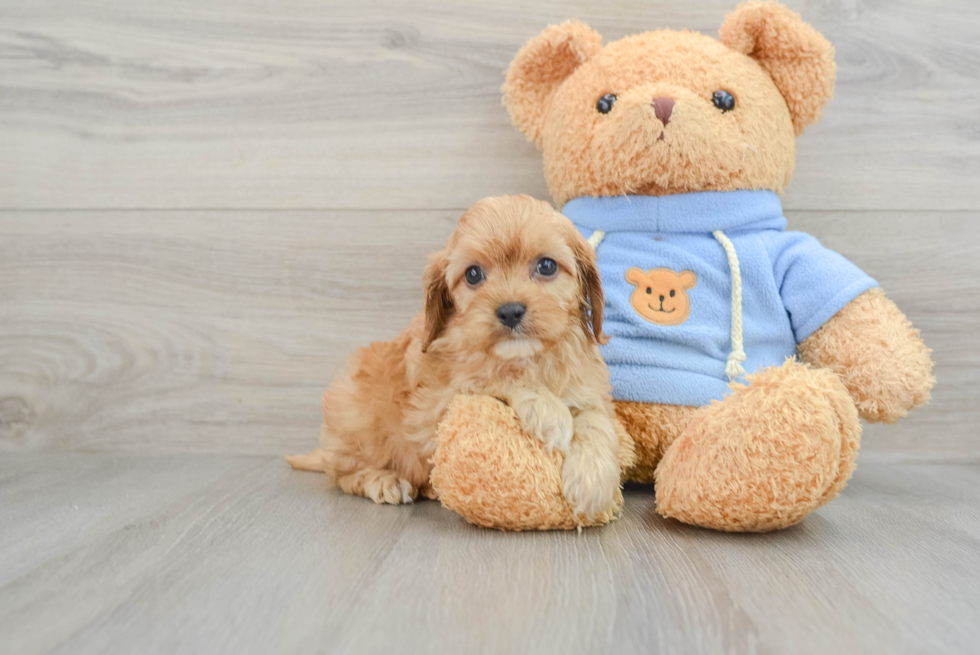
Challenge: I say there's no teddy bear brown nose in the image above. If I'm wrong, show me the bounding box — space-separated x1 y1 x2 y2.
652 97 675 125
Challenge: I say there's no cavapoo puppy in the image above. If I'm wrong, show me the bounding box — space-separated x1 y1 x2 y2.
287 195 623 520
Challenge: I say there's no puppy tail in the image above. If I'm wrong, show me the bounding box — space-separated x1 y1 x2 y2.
285 448 330 473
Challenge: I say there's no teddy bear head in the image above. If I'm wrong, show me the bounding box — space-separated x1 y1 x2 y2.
503 2 836 207
625 267 697 326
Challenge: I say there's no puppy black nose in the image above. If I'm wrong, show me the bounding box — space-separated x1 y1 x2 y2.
496 302 526 329
659 295 665 302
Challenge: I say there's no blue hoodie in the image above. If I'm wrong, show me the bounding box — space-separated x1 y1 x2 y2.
564 191 877 407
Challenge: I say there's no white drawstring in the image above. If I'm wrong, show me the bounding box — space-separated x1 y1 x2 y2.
712 230 746 378
589 226 746 379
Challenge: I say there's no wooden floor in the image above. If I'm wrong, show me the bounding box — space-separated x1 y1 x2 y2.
1 454 978 654
2 0 979 653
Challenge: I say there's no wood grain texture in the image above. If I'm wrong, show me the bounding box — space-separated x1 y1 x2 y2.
2 2 978 652
1 0 979 211
1 453 978 655
1 209 977 456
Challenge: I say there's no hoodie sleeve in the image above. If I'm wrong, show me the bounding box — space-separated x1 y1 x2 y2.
764 231 878 343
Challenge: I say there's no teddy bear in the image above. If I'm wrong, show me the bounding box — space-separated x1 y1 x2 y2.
428 1 935 532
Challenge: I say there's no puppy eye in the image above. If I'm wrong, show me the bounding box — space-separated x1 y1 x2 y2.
596 93 617 114
713 90 735 112
670 289 675 297
646 287 652 294
536 258 558 277
464 265 484 286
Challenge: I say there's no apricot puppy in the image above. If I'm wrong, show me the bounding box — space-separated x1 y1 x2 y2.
287 195 623 521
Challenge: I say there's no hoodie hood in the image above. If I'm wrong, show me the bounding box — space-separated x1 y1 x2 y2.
562 190 786 234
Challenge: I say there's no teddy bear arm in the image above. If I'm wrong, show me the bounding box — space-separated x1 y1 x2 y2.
797 288 935 424
431 395 633 530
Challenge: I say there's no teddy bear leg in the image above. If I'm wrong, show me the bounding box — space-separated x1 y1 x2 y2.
429 395 625 531
654 359 861 532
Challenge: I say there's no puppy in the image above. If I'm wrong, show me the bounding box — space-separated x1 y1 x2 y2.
286 195 623 520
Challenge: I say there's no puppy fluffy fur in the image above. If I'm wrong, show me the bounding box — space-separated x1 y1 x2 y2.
287 195 623 520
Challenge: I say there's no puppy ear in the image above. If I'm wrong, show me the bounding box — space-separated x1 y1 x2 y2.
503 21 603 148
420 250 453 353
719 1 835 135
679 270 697 289
625 267 645 286
566 224 607 345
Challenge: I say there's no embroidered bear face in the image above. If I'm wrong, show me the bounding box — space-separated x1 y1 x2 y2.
502 3 836 207
625 268 697 326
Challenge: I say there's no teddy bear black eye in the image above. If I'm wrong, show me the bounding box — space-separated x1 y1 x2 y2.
646 287 652 294
536 258 558 277
465 265 484 286
596 93 617 114
670 289 675 297
713 90 735 112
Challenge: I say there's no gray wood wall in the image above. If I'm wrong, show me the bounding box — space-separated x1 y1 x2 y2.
2 0 978 458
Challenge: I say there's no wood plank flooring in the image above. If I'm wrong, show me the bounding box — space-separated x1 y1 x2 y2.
1 209 977 457
2 454 979 655
1 0 978 211
2 0 979 652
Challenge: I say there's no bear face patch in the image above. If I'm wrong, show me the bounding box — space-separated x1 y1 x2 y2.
625 267 697 326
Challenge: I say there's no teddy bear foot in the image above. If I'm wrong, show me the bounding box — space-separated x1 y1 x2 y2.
430 395 622 531
654 359 861 532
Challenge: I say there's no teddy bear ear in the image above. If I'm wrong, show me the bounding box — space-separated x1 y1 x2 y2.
719 1 836 135
625 267 645 285
503 21 603 148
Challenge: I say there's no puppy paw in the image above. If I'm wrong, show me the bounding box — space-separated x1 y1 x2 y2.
512 391 573 453
362 472 417 505
561 447 620 520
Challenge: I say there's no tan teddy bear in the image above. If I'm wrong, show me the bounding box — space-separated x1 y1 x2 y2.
429 1 935 532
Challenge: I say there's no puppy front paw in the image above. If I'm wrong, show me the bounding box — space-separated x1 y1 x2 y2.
360 472 417 505
561 446 620 520
511 391 573 453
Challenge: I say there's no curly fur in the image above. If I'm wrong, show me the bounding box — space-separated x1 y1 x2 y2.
719 1 836 135
436 358 862 532
654 359 861 532
503 3 836 207
799 288 936 423
430 2 934 533
288 195 629 523
613 402 697 483
432 395 636 531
